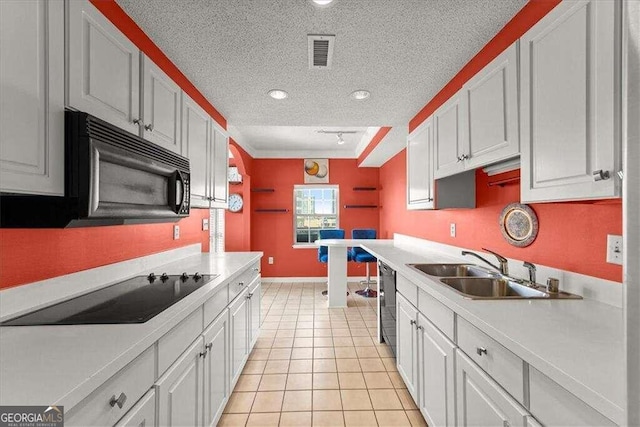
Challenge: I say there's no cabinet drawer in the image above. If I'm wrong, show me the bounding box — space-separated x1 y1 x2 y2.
66 346 155 427
229 263 260 301
158 306 204 375
418 289 454 340
204 284 229 327
397 274 418 307
457 317 524 403
529 367 616 426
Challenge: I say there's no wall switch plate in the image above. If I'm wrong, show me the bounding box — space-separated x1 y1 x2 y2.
268 257 274 265
202 219 209 231
606 235 623 265
173 225 180 240
450 223 456 238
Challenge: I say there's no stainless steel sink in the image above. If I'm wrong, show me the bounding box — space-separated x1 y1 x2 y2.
439 277 582 300
407 263 497 278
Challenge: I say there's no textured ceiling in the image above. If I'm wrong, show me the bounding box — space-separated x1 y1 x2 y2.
117 0 526 161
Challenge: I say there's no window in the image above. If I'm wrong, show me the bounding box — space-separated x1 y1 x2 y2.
294 185 339 245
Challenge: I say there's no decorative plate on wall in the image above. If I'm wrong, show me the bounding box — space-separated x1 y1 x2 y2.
499 203 538 247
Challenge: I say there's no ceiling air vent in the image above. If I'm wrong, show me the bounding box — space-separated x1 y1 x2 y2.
308 34 335 69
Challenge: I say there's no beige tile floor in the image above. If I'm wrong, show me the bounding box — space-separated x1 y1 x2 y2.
219 282 429 427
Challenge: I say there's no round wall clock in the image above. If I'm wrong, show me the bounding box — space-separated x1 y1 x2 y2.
228 193 244 213
499 203 539 247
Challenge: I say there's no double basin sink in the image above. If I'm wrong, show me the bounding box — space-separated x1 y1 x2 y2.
406 263 582 300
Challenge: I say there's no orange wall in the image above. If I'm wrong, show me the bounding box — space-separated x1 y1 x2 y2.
0 209 211 289
225 141 252 252
379 150 623 282
251 159 379 277
1 3 224 290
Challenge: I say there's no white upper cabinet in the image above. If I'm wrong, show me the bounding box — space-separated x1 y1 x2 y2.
211 123 229 208
142 56 182 153
433 90 466 179
407 118 434 210
182 94 211 208
520 0 620 202
461 42 519 169
67 0 140 135
0 0 64 196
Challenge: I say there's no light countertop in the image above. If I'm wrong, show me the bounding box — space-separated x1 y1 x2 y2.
0 251 262 410
363 242 624 424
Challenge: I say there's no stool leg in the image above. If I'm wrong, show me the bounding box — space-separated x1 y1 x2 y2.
355 263 377 298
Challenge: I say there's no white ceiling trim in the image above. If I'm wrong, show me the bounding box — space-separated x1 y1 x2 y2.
226 124 258 158
354 127 382 158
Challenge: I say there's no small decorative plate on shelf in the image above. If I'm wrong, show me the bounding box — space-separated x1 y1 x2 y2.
499 203 538 247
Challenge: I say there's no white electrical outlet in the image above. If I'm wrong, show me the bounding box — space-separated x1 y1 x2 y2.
450 223 456 238
268 257 274 265
202 219 209 231
173 225 180 240
606 234 623 265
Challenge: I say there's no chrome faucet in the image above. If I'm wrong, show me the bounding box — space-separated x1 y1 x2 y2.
523 261 537 284
461 248 509 276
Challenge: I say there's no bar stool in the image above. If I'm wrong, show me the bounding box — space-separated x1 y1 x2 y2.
318 229 351 296
350 228 377 298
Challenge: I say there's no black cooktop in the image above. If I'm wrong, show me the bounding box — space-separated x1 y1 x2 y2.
1 272 218 326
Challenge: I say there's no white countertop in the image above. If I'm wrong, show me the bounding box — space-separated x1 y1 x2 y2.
0 251 262 410
363 242 624 424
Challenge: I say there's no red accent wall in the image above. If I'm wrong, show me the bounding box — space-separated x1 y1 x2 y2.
409 0 561 133
0 209 211 289
379 150 623 282
251 159 379 277
225 141 252 252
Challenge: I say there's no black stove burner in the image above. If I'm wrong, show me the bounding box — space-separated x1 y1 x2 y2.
1 273 218 326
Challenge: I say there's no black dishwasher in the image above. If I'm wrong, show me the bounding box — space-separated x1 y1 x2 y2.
379 261 397 357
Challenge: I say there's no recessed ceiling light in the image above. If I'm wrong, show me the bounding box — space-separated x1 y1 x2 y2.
312 0 334 5
268 89 288 100
350 90 370 100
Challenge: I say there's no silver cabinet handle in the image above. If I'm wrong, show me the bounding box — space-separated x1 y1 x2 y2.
417 325 424 331
239 281 245 287
132 118 142 126
109 392 127 409
199 350 207 358
205 343 213 351
246 292 253 299
457 154 469 162
476 347 488 356
253 267 260 272
593 170 611 181
409 320 416 328
144 123 154 131
426 197 434 202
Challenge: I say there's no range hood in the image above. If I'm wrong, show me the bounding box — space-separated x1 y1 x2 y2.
0 112 191 228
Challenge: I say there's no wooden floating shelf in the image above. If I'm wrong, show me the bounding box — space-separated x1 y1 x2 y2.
254 209 289 213
251 188 275 192
344 205 378 209
488 176 520 187
353 187 377 191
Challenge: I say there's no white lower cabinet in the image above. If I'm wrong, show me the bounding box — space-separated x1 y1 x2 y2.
203 309 230 427
456 350 529 427
230 287 250 387
417 312 456 427
156 337 205 427
248 279 261 349
396 292 419 400
114 389 156 427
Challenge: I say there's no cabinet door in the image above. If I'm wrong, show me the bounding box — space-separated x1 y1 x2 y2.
248 279 262 349
114 389 156 427
417 313 455 427
0 0 64 196
182 94 211 207
407 117 434 210
434 91 466 179
520 0 620 202
229 288 249 388
210 124 229 207
142 55 181 153
67 0 140 134
396 292 418 401
461 42 519 169
456 350 528 427
203 310 230 427
156 337 204 427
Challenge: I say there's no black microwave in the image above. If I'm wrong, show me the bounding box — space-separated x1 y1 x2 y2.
0 112 190 228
